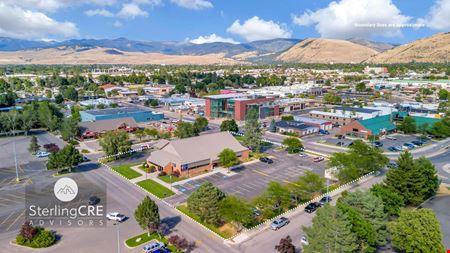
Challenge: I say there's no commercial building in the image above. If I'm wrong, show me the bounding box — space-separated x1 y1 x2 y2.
308 110 356 126
147 132 249 177
293 116 333 130
79 117 138 140
340 115 396 139
275 120 319 137
80 107 164 123
205 94 279 121
143 85 175 96
80 98 113 107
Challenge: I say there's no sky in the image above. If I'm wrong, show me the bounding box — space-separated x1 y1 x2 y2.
0 0 449 44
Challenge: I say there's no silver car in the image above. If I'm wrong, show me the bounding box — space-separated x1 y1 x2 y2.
270 217 289 230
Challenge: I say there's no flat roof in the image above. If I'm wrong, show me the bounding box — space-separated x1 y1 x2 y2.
294 116 332 125
334 106 380 114
83 107 154 116
205 94 249 99
275 120 318 130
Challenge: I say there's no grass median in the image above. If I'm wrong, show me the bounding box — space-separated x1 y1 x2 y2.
137 179 175 198
125 232 182 252
158 175 186 184
112 164 142 180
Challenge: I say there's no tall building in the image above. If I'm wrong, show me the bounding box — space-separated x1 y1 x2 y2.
204 94 279 121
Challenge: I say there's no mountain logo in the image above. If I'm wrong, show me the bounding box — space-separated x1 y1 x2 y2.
54 177 78 202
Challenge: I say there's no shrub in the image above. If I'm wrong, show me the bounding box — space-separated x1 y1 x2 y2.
68 140 79 146
81 149 90 154
16 225 56 248
150 166 156 173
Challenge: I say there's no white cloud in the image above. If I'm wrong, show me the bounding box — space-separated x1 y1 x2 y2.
418 0 450 30
190 34 239 44
85 9 114 17
117 3 148 19
1 0 116 12
227 16 292 42
133 0 162 5
0 3 79 39
292 0 411 39
170 0 213 10
113 20 123 28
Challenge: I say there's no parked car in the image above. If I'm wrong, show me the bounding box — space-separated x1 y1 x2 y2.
251 208 261 218
319 196 332 205
313 156 324 163
387 162 398 169
140 143 151 150
374 141 383 148
304 202 321 213
300 236 309 246
106 212 126 222
270 217 290 230
386 136 397 140
88 196 100 205
337 135 346 139
403 143 416 150
319 129 330 135
36 151 50 158
411 140 424 146
298 152 308 157
82 156 90 162
259 157 273 164
143 242 165 253
388 146 398 152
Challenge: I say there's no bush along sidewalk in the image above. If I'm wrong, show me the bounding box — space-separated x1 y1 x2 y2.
14 221 57 248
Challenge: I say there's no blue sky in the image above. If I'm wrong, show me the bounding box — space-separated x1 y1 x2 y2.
0 0 449 44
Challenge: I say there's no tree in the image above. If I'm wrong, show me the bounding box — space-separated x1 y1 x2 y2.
281 115 294 121
429 118 450 138
54 94 64 104
144 128 158 138
356 82 366 92
137 87 145 96
243 108 262 152
389 208 445 253
20 221 36 241
254 182 291 218
274 236 295 253
397 116 416 133
337 191 388 249
62 86 78 101
323 93 342 104
60 117 79 141
282 137 303 153
187 182 225 225
134 129 146 141
28 136 40 154
303 204 358 253
218 148 239 168
384 152 439 205
46 144 83 173
438 89 449 100
220 119 239 133
99 131 132 156
145 99 159 107
290 171 325 201
174 122 198 139
193 117 208 132
369 184 404 217
219 195 253 227
328 140 388 182
134 196 160 234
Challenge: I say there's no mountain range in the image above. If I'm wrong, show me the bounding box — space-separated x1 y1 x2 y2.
0 33 448 65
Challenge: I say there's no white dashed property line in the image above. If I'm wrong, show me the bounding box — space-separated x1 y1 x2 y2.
97 149 226 241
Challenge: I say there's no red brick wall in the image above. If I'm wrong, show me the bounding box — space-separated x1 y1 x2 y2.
205 98 211 118
234 97 277 121
340 121 372 139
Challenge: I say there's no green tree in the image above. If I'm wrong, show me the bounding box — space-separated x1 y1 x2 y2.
384 152 439 205
219 195 253 227
337 191 388 247
243 108 262 152
328 140 388 182
144 128 158 138
134 196 160 234
281 115 294 121
137 87 145 96
397 116 416 133
54 94 64 104
99 131 132 156
389 208 445 253
174 122 198 139
369 184 404 216
134 129 146 141
193 117 208 132
303 204 358 253
429 118 450 138
290 171 325 201
60 117 79 141
218 148 239 168
220 119 239 132
253 182 291 218
356 82 366 92
282 137 303 154
323 93 342 104
438 89 449 100
145 99 159 107
28 136 40 154
46 144 83 173
187 182 225 225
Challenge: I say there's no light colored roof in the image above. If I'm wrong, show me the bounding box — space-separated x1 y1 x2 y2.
80 117 137 133
148 132 248 166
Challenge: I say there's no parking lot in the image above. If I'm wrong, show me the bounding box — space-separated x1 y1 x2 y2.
167 151 327 205
377 134 434 152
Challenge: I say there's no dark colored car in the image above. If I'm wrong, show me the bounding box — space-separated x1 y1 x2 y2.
304 202 321 213
319 196 332 205
374 141 383 147
88 196 100 205
388 146 401 152
387 162 398 169
411 140 424 146
259 157 273 164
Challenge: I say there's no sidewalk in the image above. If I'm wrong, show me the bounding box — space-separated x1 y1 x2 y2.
127 165 183 194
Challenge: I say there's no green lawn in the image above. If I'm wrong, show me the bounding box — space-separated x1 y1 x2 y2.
176 205 233 239
234 135 272 147
137 179 175 198
112 164 142 180
158 175 186 184
125 232 182 252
